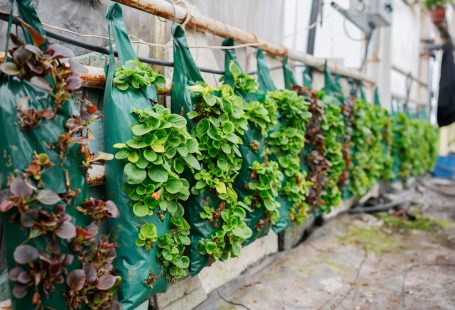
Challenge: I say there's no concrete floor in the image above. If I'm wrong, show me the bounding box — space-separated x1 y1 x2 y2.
196 180 455 310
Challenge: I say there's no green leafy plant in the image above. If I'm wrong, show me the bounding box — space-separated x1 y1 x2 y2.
228 61 259 94
242 161 283 224
188 83 253 260
350 99 386 196
227 60 282 230
377 107 394 180
320 98 345 211
156 216 191 281
266 89 312 224
114 59 166 91
284 171 312 223
114 104 199 280
198 206 252 260
392 113 438 178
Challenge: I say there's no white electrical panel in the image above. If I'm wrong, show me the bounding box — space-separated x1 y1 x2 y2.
347 0 393 33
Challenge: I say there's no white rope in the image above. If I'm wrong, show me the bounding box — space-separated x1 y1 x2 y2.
42 23 265 49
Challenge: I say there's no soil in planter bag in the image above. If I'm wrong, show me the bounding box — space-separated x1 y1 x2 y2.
103 4 168 309
0 1 88 308
222 38 271 244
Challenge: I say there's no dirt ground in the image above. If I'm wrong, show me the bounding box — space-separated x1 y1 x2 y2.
196 179 455 310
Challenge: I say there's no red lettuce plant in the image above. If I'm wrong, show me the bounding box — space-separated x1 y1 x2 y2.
0 20 121 309
292 85 330 211
339 96 354 188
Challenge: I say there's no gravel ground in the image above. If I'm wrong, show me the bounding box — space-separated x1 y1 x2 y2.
196 179 455 310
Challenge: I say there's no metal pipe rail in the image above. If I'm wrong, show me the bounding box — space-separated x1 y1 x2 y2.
114 0 375 85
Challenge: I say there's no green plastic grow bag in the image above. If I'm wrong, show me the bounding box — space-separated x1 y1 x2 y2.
103 4 168 309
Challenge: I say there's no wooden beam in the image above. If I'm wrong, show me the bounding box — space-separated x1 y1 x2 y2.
0 53 171 93
113 0 375 85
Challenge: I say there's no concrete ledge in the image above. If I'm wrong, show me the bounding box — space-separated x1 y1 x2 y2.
155 277 207 310
153 230 278 310
278 215 315 251
198 230 278 294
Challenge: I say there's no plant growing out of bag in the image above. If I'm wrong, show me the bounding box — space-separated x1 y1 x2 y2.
1 22 121 309
187 83 253 260
293 86 330 213
320 98 345 212
0 31 85 129
242 160 283 225
228 61 259 94
392 113 438 178
114 59 166 91
266 90 312 224
226 60 283 228
349 99 384 196
114 104 198 280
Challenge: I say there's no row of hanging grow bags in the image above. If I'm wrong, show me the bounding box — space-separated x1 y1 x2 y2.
0 3 439 310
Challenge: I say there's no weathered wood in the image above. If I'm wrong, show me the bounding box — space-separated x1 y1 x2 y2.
0 53 171 93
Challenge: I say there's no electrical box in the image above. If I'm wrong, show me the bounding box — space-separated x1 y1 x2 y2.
332 0 393 33
348 0 393 32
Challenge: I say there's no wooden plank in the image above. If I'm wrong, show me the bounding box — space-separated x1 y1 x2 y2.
0 53 171 93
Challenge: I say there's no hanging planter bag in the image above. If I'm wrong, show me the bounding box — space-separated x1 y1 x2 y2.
303 67 313 89
320 65 346 212
254 50 294 232
169 23 213 276
0 1 88 308
222 39 281 243
103 4 168 309
282 57 297 90
172 26 256 276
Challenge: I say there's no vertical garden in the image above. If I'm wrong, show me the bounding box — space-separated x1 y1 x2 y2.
0 2 439 309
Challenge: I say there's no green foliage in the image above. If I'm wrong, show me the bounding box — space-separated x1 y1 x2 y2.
115 104 199 280
268 90 312 126
243 161 284 224
114 59 166 91
189 83 247 203
156 216 191 280
229 60 277 136
228 60 283 228
284 171 312 223
320 99 346 211
393 113 438 178
188 83 253 260
229 60 259 94
198 206 252 260
378 108 394 180
349 99 385 197
136 223 158 251
267 90 312 224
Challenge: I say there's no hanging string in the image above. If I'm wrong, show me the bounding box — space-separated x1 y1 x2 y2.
41 23 265 49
